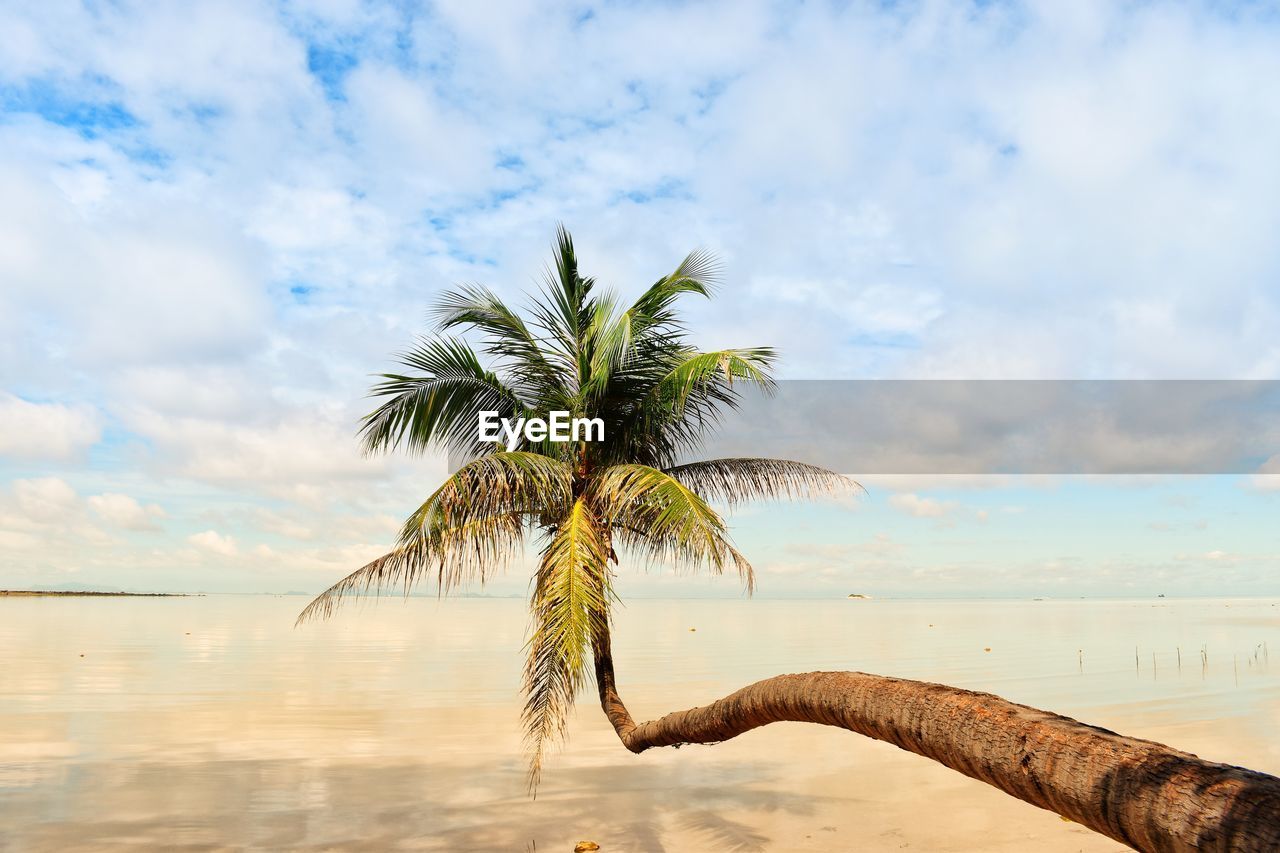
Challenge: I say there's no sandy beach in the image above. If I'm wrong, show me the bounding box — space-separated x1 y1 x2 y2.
2 595 1276 851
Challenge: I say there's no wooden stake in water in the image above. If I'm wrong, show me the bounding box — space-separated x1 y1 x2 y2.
1078 649 1083 674
1177 646 1181 673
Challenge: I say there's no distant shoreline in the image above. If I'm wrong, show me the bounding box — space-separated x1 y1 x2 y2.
0 590 194 597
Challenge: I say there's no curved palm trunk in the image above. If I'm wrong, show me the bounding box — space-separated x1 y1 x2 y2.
592 637 1280 852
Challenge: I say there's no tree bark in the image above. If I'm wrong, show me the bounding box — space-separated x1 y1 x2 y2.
591 640 1280 852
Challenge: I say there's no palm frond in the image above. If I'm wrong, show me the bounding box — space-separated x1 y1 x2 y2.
656 347 776 407
582 290 634 399
295 511 524 624
297 453 571 623
593 464 751 589
430 283 571 399
399 451 572 540
523 497 613 789
664 458 857 507
627 248 721 332
528 225 595 372
359 336 526 457
579 249 724 406
598 347 777 469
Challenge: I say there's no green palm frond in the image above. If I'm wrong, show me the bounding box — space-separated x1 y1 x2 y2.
527 225 595 372
582 291 630 396
586 248 720 389
626 248 720 332
581 250 724 403
399 451 572 538
656 347 776 408
593 463 753 590
599 347 777 470
523 497 613 789
664 458 858 507
298 453 571 623
359 336 526 457
430 283 571 402
295 511 524 624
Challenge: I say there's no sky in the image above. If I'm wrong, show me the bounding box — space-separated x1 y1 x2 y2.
1 0 1278 598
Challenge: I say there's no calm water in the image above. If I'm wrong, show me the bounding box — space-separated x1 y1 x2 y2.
1 596 1278 851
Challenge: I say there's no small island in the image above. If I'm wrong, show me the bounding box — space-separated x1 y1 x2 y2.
846 593 872 599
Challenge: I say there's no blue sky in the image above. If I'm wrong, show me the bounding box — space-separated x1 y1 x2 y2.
0 0 1278 596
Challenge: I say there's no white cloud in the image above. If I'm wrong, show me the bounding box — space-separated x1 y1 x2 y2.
87 493 165 531
343 64 493 200
0 394 101 461
119 409 402 499
2 0 1279 592
1246 457 1280 492
0 165 270 367
0 479 118 576
12 477 80 524
1247 476 1280 493
1172 549 1280 567
889 492 958 519
188 530 238 557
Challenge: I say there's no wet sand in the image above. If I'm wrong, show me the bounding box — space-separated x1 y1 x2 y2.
2 596 1277 851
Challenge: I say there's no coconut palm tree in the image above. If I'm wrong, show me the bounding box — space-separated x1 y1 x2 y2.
299 225 849 783
302 228 1280 851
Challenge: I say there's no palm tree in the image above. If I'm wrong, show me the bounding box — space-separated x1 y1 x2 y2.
299 225 849 783
303 228 1280 851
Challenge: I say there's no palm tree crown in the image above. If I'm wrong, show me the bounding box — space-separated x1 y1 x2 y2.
301 226 850 786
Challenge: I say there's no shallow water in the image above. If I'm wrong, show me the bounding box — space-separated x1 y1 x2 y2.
1 596 1277 851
